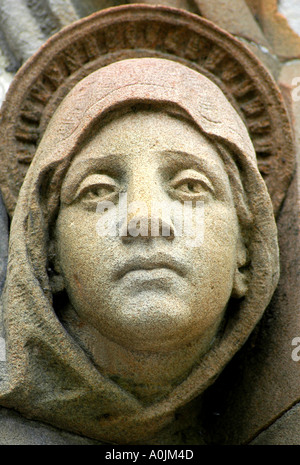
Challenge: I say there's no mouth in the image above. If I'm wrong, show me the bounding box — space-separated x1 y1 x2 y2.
115 254 187 280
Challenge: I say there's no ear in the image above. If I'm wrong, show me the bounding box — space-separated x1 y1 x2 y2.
48 238 65 294
231 236 249 299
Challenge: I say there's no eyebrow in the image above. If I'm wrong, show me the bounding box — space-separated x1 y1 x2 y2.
159 149 233 203
159 149 228 186
160 148 221 166
65 147 224 183
61 154 124 201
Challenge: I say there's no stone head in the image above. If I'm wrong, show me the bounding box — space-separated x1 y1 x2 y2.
0 58 279 443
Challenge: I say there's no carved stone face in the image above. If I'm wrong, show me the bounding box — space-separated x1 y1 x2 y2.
55 110 243 355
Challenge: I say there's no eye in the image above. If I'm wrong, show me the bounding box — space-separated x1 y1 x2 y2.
176 180 205 194
80 184 115 200
170 169 214 199
75 174 119 204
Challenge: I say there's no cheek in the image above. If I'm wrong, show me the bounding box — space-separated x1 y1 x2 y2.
189 204 239 303
55 208 112 305
182 205 239 345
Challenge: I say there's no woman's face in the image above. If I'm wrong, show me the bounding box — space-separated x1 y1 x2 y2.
55 111 241 354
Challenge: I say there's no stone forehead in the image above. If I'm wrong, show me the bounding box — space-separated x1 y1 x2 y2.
72 110 226 169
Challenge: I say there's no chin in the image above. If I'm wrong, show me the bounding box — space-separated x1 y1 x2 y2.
96 294 210 353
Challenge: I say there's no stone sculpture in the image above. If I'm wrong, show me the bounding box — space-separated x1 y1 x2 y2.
0 5 296 445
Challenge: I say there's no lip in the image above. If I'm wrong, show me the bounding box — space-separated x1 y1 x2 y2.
115 254 187 280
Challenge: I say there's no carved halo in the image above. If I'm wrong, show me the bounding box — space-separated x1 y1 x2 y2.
0 4 295 217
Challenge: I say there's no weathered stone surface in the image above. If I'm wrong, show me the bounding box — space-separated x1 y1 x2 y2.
252 0 300 60
0 0 82 77
0 47 13 106
195 0 269 46
0 407 101 445
0 191 8 295
250 402 300 445
279 0 300 36
129 0 281 77
46 0 79 27
0 0 46 62
72 0 120 18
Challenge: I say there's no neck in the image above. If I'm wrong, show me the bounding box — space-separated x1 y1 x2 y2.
60 303 208 404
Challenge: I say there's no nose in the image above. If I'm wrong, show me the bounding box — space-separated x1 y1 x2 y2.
120 215 175 242
119 177 175 242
